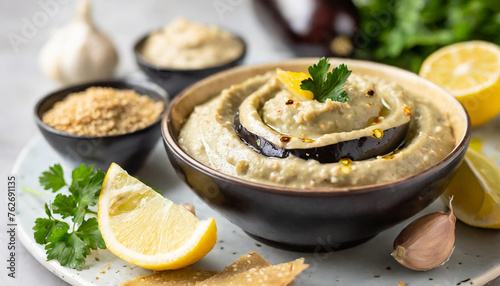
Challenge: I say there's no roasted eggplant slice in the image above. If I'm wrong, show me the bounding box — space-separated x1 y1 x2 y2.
235 113 290 158
235 113 409 163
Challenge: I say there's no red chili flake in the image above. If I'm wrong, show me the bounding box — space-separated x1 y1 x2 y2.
280 136 291 142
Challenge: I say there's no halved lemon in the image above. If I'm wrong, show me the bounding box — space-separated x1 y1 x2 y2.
98 163 217 270
419 41 500 127
442 148 500 229
276 68 314 100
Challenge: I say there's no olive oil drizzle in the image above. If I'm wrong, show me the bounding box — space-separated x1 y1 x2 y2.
367 105 391 126
263 118 316 144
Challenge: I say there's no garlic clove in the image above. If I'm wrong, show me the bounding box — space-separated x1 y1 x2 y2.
391 197 456 271
39 0 118 85
180 203 196 215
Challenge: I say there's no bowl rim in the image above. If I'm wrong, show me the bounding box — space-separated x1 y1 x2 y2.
162 58 471 197
133 28 247 73
35 78 168 139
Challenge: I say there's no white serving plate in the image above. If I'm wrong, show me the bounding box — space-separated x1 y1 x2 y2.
15 126 500 285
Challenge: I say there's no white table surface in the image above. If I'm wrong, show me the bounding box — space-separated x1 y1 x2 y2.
0 1 498 286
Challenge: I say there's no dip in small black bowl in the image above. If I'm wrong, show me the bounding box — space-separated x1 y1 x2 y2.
134 19 247 98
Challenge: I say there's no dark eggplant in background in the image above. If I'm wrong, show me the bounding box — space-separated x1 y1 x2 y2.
252 0 359 58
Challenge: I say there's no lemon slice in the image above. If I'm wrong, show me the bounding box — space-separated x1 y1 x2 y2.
419 41 500 127
442 148 500 229
276 68 314 100
98 163 217 270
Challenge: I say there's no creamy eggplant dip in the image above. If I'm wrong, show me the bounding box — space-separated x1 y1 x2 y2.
140 18 244 69
178 63 455 189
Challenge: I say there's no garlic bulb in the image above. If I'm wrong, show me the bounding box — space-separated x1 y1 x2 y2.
39 0 118 84
391 197 456 271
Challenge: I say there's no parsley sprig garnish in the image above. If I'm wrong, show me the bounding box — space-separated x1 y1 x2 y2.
33 164 106 270
300 57 352 103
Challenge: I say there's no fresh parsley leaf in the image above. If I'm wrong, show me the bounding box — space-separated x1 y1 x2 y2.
46 232 90 270
322 64 352 103
68 167 105 224
300 58 330 97
39 164 66 192
33 164 107 270
51 195 86 226
77 171 105 208
44 217 106 270
52 194 78 219
72 206 87 226
52 166 104 225
34 218 60 244
300 58 352 103
44 202 52 217
75 218 106 250
33 221 69 244
33 204 70 245
70 164 94 191
45 222 71 244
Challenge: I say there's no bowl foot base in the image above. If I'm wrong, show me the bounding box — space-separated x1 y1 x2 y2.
244 232 375 253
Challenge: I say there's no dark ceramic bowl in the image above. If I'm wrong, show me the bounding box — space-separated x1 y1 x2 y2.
35 79 167 174
161 58 470 251
133 30 246 98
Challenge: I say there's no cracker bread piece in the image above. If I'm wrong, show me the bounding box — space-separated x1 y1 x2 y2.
121 268 217 286
197 255 307 286
121 251 308 286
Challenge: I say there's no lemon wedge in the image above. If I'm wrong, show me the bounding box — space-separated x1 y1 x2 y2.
419 41 500 127
442 148 500 229
276 68 314 100
98 163 217 270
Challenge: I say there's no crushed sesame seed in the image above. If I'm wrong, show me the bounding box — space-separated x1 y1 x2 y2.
42 87 164 136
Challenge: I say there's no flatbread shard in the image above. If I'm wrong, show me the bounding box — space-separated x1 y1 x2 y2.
120 252 308 286
120 268 217 286
196 255 308 286
219 251 272 275
187 251 270 286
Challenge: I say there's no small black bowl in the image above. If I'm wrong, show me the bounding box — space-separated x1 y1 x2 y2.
35 79 167 174
133 31 246 98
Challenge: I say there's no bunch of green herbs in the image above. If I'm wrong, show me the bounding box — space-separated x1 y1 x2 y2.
32 164 106 270
353 0 500 72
